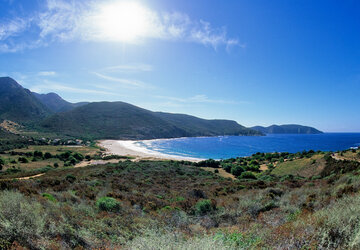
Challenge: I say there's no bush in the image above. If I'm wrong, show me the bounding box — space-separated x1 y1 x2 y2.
221 163 232 173
231 166 245 177
0 191 45 247
33 151 43 159
239 171 257 179
65 174 76 183
194 199 214 215
73 152 84 161
96 197 121 212
44 152 52 159
18 157 28 163
42 193 57 202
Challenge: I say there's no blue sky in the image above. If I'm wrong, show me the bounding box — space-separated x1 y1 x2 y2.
0 0 359 132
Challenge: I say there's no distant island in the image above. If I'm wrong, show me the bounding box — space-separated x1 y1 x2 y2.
251 124 323 134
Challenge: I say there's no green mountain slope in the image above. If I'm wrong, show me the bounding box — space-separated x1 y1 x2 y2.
40 102 262 139
32 92 74 112
251 124 323 134
32 92 89 112
155 112 260 136
0 77 51 123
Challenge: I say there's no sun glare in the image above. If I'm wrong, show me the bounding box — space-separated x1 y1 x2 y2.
95 1 150 42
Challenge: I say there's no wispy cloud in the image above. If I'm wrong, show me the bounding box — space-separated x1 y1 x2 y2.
0 0 242 53
30 80 119 96
0 18 28 40
103 63 153 73
155 94 247 105
38 71 57 76
93 72 150 88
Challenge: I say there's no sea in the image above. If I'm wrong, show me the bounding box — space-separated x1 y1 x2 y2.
129 133 360 160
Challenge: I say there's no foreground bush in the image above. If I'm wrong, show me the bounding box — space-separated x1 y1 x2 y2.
96 197 121 212
0 191 45 247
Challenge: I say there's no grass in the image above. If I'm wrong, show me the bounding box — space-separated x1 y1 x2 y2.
271 154 325 177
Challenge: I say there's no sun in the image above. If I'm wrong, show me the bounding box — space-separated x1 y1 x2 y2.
94 1 150 42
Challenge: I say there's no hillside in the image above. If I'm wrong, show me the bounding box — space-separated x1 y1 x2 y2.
251 124 323 134
155 112 260 136
40 102 262 139
32 92 89 112
0 77 51 123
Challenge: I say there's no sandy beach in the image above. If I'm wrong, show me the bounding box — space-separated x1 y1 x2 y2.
99 140 202 162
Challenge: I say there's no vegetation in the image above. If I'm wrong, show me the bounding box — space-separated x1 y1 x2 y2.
0 146 357 248
40 102 262 140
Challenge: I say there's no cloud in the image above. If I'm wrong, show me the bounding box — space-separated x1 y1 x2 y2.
93 72 149 88
0 0 242 53
155 94 246 105
0 18 28 40
103 64 153 73
30 80 119 96
38 71 56 76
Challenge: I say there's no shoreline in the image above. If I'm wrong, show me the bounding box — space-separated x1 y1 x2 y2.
99 140 203 162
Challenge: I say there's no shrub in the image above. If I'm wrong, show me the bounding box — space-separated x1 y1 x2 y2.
44 152 52 159
18 157 28 163
96 197 121 212
194 199 214 215
33 150 43 159
73 152 84 161
65 174 76 183
222 163 232 173
239 171 257 179
315 194 360 248
0 191 45 247
42 193 57 202
54 162 59 168
231 166 245 177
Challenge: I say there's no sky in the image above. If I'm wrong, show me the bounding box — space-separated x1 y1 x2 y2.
0 0 359 132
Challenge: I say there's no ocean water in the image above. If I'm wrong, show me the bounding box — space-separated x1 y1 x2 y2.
133 133 360 160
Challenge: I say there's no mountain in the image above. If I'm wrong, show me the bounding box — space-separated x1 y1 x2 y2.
0 77 51 123
32 92 74 112
32 92 89 112
251 124 323 134
40 102 262 139
155 112 258 136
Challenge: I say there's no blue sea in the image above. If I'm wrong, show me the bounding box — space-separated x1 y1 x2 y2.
133 133 360 160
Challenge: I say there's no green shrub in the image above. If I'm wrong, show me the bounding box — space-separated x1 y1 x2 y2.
194 199 214 215
18 157 28 163
65 174 76 183
44 152 52 159
239 171 257 179
33 150 43 159
214 231 261 248
73 152 84 161
96 197 121 212
231 165 245 177
42 193 57 202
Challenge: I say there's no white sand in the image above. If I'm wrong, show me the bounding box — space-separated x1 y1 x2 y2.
99 140 202 162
